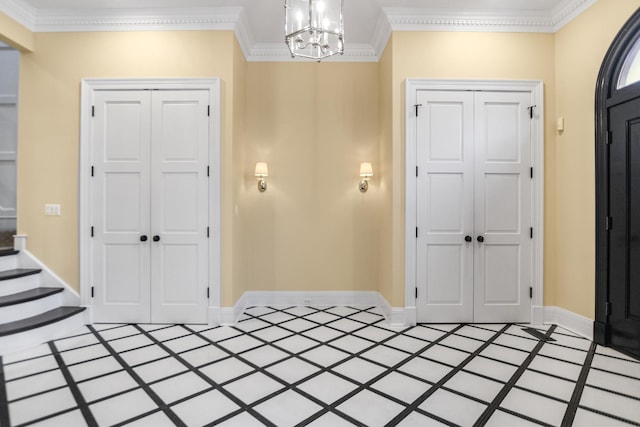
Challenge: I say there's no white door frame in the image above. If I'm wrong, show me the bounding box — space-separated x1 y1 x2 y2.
79 78 222 324
405 79 544 325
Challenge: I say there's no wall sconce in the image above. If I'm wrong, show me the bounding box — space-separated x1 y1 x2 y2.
359 162 373 193
255 162 268 192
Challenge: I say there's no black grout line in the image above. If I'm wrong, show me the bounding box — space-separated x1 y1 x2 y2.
0 356 10 427
2 313 639 427
561 341 597 427
48 341 99 427
132 324 277 427
87 325 188 427
473 324 557 427
385 324 512 427
488 406 554 426
576 405 640 426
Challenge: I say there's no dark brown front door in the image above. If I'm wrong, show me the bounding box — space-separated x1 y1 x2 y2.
608 96 640 358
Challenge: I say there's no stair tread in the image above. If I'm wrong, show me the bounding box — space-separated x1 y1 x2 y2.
0 268 42 281
0 287 64 308
0 250 18 258
0 306 86 337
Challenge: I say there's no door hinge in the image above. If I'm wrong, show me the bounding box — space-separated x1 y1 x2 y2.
416 227 419 238
91 226 94 237
606 131 612 145
207 227 210 238
207 105 210 117
207 166 210 177
91 106 95 117
529 287 533 299
415 287 418 299
416 166 419 177
528 105 536 119
415 104 422 117
207 288 210 299
530 167 533 179
530 227 533 239
91 166 94 177
91 286 95 298
606 216 612 230
605 301 612 316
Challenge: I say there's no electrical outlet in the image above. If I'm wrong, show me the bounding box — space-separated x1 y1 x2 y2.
303 299 312 305
45 204 61 216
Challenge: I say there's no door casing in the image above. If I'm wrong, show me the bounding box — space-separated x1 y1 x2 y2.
405 79 545 325
79 78 222 324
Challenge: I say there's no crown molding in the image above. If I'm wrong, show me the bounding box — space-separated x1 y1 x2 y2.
0 0 36 30
233 6 254 60
247 43 378 63
552 0 598 31
29 7 241 33
0 0 599 62
371 11 392 59
383 8 555 34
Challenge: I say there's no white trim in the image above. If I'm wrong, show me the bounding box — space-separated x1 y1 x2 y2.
544 306 594 340
0 0 597 62
221 291 411 326
13 235 80 307
0 311 87 356
552 0 599 32
79 78 222 323
405 79 544 324
384 8 554 34
33 7 241 33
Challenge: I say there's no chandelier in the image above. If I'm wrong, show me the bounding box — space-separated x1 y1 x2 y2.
284 0 344 62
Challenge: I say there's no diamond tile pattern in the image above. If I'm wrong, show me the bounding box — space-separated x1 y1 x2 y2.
1 307 639 426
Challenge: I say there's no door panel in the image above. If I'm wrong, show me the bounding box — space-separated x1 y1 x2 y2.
150 90 209 324
609 97 640 357
92 89 209 324
92 91 151 323
416 89 532 324
417 91 474 323
474 91 531 323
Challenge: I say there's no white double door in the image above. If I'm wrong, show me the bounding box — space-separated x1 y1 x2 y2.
91 90 210 324
416 90 532 323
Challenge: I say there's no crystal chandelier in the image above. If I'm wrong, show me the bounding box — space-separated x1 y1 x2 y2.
284 0 344 62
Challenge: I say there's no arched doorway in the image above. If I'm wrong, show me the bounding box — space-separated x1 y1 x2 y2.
595 7 640 359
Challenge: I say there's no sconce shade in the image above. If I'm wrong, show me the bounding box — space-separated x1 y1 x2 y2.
360 162 373 178
255 162 269 177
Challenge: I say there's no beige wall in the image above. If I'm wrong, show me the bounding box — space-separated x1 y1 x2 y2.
6 2 640 317
0 12 33 51
553 0 640 318
379 38 394 305
241 62 381 294
16 31 239 304
384 31 557 306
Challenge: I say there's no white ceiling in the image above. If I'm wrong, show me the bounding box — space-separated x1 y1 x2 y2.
1 0 598 61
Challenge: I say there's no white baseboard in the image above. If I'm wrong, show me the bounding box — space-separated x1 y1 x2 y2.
13 235 80 306
221 291 411 326
544 306 593 340
531 305 544 325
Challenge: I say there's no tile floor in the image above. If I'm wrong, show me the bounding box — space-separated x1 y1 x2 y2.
1 306 639 426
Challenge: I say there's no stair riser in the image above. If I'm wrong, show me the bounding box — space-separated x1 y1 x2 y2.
0 274 40 297
0 293 62 323
0 311 87 356
0 255 18 271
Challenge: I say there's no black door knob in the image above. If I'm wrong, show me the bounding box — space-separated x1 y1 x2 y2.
477 235 485 243
465 235 472 242
140 235 148 242
153 235 160 242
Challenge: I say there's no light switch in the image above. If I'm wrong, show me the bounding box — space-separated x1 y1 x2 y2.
45 204 61 216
